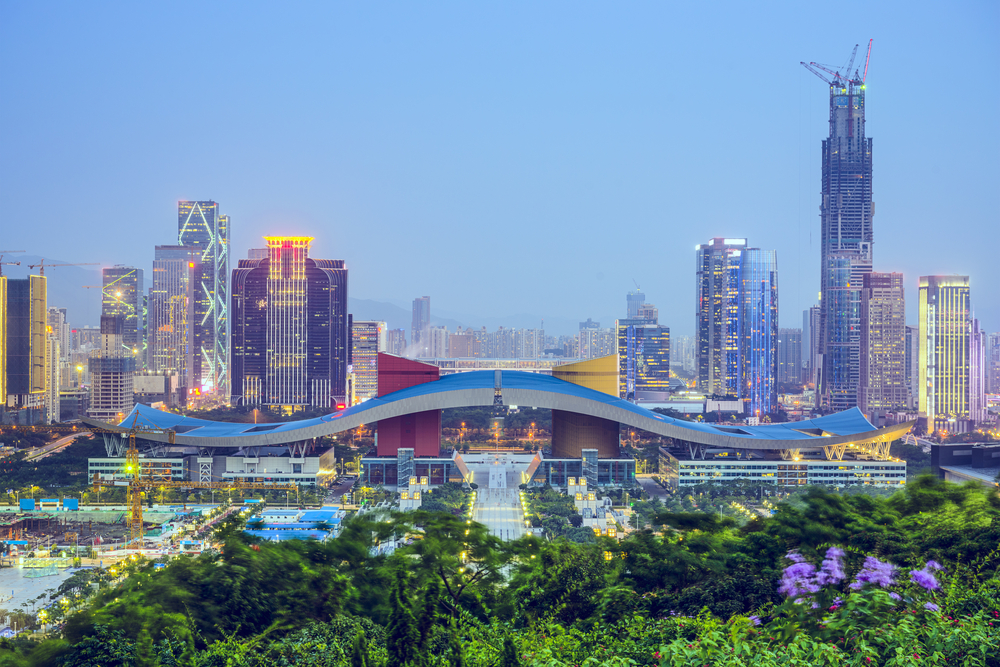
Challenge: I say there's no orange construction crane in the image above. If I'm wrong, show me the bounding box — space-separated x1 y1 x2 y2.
27 260 99 276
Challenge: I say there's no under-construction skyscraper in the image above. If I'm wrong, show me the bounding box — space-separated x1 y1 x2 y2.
803 42 874 412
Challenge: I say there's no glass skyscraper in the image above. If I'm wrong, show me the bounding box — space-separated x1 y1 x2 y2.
149 246 197 396
739 249 778 417
858 272 907 418
230 237 349 410
815 71 874 412
918 276 971 432
101 265 144 361
178 201 229 396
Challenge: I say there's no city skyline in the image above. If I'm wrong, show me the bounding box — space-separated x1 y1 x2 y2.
0 3 996 337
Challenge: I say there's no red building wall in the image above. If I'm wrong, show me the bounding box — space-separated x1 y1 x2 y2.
375 354 442 457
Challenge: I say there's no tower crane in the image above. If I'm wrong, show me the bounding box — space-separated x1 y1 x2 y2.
27 260 99 276
0 251 25 277
801 40 872 88
1 416 298 548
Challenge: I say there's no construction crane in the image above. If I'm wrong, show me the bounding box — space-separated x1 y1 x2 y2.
2 417 298 548
801 39 872 88
27 260 99 276
0 250 24 277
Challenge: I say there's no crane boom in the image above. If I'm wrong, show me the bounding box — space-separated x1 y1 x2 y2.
862 39 873 83
27 260 99 276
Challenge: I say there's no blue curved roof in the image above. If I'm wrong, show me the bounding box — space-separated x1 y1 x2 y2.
107 370 911 450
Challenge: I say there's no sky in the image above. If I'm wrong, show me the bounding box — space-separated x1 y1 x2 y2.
1 1 997 337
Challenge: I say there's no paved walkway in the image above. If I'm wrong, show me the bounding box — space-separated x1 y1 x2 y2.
467 454 528 541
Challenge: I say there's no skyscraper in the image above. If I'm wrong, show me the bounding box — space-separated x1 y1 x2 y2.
230 237 349 410
44 334 60 422
102 266 144 359
351 321 386 402
87 315 135 423
149 246 197 398
696 238 746 397
696 239 778 414
0 274 6 401
918 276 972 432
616 319 670 400
178 201 230 396
739 249 778 417
4 276 47 399
987 332 1000 395
807 51 874 412
777 329 803 385
803 304 821 386
411 296 430 357
858 272 907 419
905 325 920 409
386 329 407 357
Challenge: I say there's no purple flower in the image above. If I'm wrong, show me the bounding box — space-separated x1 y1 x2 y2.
889 592 902 601
924 602 940 611
924 560 943 571
780 561 820 598
816 547 846 586
850 556 896 590
748 615 761 626
910 568 940 591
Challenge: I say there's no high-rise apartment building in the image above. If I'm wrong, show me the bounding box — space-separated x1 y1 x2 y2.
101 266 144 363
803 305 821 386
670 335 696 375
87 315 135 423
0 275 6 401
579 325 616 360
970 319 987 425
351 321 386 402
44 334 60 422
47 308 70 360
809 57 874 413
777 329 803 385
987 332 1000 395
696 239 778 414
230 237 349 410
696 238 745 396
637 303 659 323
148 246 197 398
858 272 907 418
386 329 407 357
411 296 430 358
178 201 229 395
918 276 972 432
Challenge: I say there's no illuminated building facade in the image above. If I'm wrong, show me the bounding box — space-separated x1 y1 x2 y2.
4 277 47 405
351 320 386 402
0 275 6 401
230 237 349 411
411 296 430 357
149 246 197 398
815 73 874 413
44 334 60 422
859 272 907 418
696 238 745 397
918 276 972 431
178 201 230 395
988 332 1000 395
905 325 919 408
87 315 136 423
696 240 778 414
101 266 144 363
616 319 670 400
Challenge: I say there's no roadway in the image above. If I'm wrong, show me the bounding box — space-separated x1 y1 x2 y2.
23 433 89 461
466 454 529 541
635 475 669 500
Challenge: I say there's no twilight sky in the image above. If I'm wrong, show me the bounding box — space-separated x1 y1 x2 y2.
1 1 997 337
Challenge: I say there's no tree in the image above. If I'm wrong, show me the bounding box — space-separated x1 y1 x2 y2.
500 636 521 667
352 629 370 667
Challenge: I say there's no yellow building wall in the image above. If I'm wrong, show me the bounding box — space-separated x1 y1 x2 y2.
552 354 619 397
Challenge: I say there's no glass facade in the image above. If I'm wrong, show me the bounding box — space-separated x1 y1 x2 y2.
101 266 144 362
178 201 230 395
740 249 778 416
918 276 972 424
696 238 745 397
616 320 670 399
149 246 196 394
859 272 908 416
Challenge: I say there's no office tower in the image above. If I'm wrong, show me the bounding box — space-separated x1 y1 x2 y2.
637 303 659 323
988 332 1000 395
626 290 645 319
858 273 907 418
4 276 47 400
351 321 386 402
739 249 778 417
970 319 986 424
178 200 230 395
411 296 430 358
149 246 197 398
918 276 972 432
696 238 746 396
44 334 60 422
905 325 920 408
101 266 144 360
777 329 803 385
230 237 349 410
807 55 874 413
617 319 670 400
0 275 5 400
386 329 406 357
803 305 821 386
87 315 135 423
